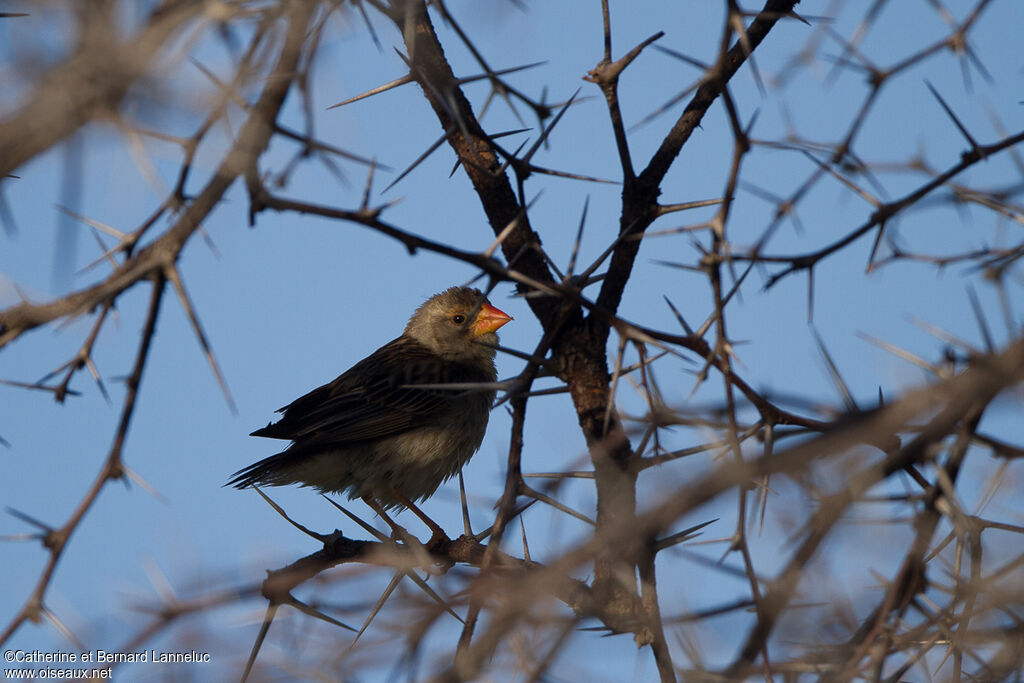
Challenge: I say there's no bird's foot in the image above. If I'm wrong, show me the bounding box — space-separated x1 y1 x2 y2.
366 493 455 573
425 528 452 553
390 488 451 550
363 495 424 549
424 530 454 574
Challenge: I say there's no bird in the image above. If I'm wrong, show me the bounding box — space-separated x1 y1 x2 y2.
228 286 512 542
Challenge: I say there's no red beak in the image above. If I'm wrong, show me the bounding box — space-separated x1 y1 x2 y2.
471 302 513 337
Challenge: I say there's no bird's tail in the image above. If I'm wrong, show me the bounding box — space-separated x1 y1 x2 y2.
226 453 289 489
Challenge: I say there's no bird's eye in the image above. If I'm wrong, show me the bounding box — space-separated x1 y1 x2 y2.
452 314 466 325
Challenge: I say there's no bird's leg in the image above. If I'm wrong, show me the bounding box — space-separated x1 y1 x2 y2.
361 495 418 546
362 495 445 573
391 488 451 551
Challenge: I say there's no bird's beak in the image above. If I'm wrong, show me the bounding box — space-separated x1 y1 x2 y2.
471 302 513 337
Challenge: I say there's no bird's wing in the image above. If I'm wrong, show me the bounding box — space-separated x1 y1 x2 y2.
250 337 491 444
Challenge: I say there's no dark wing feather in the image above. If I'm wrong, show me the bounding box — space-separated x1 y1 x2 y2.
250 336 492 446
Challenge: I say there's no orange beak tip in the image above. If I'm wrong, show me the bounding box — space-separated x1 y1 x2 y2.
472 303 513 336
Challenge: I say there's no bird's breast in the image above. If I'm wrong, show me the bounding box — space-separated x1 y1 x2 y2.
345 391 493 504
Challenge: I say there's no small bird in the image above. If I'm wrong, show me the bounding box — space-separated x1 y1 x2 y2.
229 287 512 531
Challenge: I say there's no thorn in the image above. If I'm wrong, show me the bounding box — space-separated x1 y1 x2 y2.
250 486 329 543
924 79 981 156
165 265 236 414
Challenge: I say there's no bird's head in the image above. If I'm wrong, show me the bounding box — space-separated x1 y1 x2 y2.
405 286 512 362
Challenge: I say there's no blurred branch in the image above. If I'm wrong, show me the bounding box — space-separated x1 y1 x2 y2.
0 0 316 648
0 1 315 349
0 3 198 179
0 275 166 647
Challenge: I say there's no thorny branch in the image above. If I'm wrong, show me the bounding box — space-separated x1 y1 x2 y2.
0 0 316 646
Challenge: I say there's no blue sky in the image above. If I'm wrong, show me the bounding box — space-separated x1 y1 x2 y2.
2 1 1023 679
